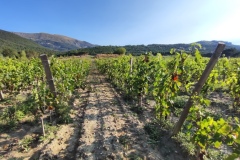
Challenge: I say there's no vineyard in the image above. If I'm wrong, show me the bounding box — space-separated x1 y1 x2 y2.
0 43 240 160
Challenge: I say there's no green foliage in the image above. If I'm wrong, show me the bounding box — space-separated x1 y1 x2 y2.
2 46 240 159
222 48 240 57
39 123 59 143
18 135 33 152
173 96 188 108
127 153 143 160
0 57 90 128
190 42 202 51
144 122 161 141
61 40 240 57
1 48 18 58
0 106 17 126
20 50 27 59
119 134 130 147
130 105 144 114
96 50 240 159
113 47 126 55
173 132 196 156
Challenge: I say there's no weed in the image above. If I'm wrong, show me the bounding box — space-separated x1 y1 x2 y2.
172 107 182 117
130 105 144 114
55 102 73 124
18 135 33 152
112 100 118 105
0 97 13 105
4 106 16 120
173 96 188 108
0 121 17 132
122 93 133 102
111 113 116 118
159 119 174 130
0 106 20 130
172 132 195 156
144 122 161 141
123 113 129 118
207 148 226 160
39 123 59 143
127 152 143 160
119 134 130 147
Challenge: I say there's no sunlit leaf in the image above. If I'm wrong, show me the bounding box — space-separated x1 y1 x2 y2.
214 141 222 148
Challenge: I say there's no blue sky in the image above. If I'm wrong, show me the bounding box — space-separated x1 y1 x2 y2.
1 0 240 45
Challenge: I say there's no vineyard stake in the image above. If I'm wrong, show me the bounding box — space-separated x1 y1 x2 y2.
130 57 133 73
0 90 4 100
40 54 57 98
41 117 46 137
171 42 225 136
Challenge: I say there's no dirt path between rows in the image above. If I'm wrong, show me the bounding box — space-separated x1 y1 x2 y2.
75 65 163 160
0 62 189 160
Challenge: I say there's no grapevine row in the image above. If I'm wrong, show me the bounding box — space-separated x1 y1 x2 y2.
96 49 240 159
0 57 90 125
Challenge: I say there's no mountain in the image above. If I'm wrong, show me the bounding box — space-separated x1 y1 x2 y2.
197 40 240 52
0 29 56 56
2 28 240 57
1 29 45 49
14 32 96 51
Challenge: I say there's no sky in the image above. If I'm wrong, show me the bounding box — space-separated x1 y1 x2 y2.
1 0 240 46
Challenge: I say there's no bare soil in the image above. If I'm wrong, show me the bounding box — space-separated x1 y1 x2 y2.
0 64 190 160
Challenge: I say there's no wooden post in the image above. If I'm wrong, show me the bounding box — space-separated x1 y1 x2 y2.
0 90 4 100
130 57 133 73
171 43 225 136
40 54 57 97
138 94 143 108
41 117 45 137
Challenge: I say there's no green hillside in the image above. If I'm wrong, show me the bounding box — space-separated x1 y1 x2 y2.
0 29 58 58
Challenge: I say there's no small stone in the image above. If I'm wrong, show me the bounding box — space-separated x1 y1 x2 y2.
103 146 108 151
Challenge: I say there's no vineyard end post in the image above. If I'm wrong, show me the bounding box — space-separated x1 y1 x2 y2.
40 54 57 98
171 42 225 136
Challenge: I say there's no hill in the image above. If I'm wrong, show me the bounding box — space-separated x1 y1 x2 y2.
60 40 240 57
197 40 240 52
14 32 96 51
2 28 240 57
0 29 57 57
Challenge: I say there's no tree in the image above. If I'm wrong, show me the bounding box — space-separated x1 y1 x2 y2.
1 48 18 58
20 50 27 59
26 50 39 58
113 47 126 55
222 48 238 57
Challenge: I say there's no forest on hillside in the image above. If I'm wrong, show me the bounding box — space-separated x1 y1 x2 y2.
58 44 240 57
